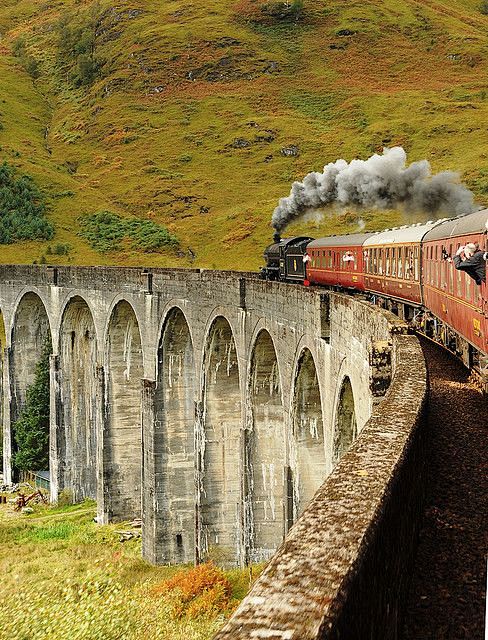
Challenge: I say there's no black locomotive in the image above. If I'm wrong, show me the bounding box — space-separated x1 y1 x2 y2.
260 234 314 283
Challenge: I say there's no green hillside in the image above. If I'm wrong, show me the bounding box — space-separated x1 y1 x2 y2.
0 0 486 270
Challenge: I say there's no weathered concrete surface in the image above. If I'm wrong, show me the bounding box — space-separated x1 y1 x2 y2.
213 334 427 639
0 265 406 566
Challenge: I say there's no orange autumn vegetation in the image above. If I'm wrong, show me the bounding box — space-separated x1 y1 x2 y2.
152 562 235 619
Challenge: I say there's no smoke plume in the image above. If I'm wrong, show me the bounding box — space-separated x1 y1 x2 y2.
272 146 475 233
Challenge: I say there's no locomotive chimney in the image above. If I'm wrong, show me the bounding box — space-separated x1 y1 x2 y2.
273 232 281 243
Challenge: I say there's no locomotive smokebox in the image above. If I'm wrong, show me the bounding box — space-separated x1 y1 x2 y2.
273 232 281 243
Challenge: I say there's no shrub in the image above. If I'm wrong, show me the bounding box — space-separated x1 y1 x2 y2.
480 1 488 14
0 162 54 244
12 37 40 79
79 211 179 253
57 488 74 506
152 562 233 619
237 0 305 24
56 6 103 87
13 336 51 472
52 243 72 255
261 0 304 21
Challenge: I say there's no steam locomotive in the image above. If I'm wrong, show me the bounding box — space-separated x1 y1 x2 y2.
261 209 488 390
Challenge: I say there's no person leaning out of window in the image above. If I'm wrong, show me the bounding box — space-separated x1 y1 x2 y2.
453 243 487 285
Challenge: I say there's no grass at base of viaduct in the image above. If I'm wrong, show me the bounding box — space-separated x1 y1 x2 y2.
0 498 260 640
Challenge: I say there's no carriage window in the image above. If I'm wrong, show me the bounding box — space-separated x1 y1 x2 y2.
414 247 419 281
392 247 397 277
354 250 357 270
378 249 383 275
405 248 411 280
385 248 390 275
398 247 403 278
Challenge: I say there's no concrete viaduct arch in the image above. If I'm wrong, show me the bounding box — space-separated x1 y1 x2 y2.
0 266 396 567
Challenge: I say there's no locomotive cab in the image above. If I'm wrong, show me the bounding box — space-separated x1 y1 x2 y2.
261 236 314 282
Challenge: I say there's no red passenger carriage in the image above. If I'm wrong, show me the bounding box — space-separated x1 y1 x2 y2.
422 210 488 364
306 233 374 291
362 221 443 307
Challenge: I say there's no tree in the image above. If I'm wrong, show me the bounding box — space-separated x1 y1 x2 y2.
13 337 51 471
0 162 54 244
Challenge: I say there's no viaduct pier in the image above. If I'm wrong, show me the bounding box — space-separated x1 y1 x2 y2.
0 265 428 638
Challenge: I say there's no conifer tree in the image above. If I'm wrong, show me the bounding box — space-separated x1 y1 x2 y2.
13 337 51 471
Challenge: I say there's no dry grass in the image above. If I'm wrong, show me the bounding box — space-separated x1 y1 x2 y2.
0 499 261 640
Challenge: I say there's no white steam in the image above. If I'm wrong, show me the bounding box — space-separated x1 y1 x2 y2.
272 146 475 233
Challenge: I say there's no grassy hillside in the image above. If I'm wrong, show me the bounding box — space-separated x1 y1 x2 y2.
0 0 486 270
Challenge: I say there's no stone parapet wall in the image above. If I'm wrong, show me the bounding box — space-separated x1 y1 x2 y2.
214 332 427 640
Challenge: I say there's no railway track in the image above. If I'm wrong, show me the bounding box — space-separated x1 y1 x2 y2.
401 337 488 639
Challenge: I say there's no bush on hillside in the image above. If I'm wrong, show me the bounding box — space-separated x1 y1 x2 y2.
261 0 304 21
13 336 51 472
0 162 54 244
12 38 40 79
56 6 103 87
79 211 179 253
480 0 488 14
236 0 305 24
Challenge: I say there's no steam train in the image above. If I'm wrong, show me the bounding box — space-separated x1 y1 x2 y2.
261 209 488 390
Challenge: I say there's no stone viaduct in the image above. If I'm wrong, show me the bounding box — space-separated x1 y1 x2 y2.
0 264 400 569
0 265 429 637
